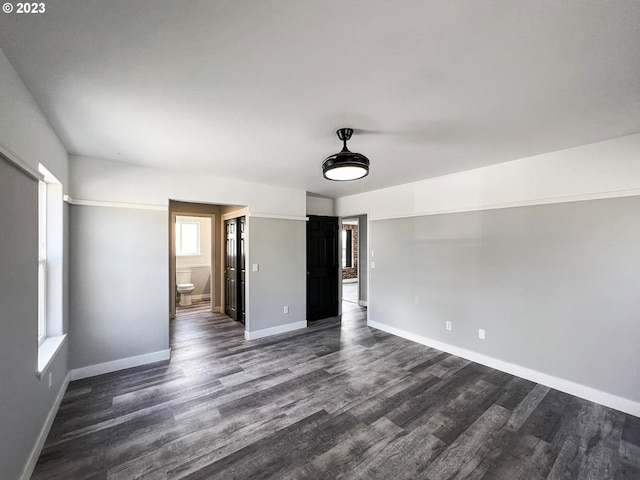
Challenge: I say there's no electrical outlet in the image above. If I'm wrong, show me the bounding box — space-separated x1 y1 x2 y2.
445 321 452 331
479 329 486 340
371 261 375 269
283 306 289 314
252 264 259 272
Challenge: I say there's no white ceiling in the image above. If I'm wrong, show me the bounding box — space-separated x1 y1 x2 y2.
1 1 639 198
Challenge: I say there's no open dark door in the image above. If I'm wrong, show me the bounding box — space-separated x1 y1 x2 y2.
224 218 238 320
225 217 245 323
307 215 339 321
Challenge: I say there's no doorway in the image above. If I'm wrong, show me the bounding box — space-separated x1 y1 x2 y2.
168 200 246 321
175 214 213 311
341 218 359 304
340 214 368 308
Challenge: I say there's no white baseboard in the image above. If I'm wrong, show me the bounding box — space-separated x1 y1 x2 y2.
20 371 71 480
358 300 368 307
69 349 171 381
245 321 307 340
368 320 640 418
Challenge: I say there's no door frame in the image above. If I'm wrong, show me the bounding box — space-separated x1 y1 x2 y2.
338 212 369 316
341 217 360 305
169 209 216 319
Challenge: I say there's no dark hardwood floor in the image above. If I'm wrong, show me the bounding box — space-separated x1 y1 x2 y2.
33 302 640 479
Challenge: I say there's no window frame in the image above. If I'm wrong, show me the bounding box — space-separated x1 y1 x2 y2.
37 163 66 375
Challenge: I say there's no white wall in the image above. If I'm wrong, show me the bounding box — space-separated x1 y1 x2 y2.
71 155 305 217
0 51 68 187
0 48 70 480
336 133 640 220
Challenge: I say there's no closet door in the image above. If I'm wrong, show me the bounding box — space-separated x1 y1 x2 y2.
224 219 237 320
238 216 246 324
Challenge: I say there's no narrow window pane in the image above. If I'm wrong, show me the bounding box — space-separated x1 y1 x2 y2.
182 223 199 254
38 181 46 344
176 221 200 255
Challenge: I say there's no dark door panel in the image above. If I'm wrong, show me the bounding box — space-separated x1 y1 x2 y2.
225 219 238 320
225 217 245 323
239 216 246 324
307 215 339 321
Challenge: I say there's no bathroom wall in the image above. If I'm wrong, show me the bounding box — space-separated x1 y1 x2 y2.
176 215 212 301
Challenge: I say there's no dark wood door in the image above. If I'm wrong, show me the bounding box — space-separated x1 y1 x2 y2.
307 215 339 321
225 219 238 320
238 216 246 324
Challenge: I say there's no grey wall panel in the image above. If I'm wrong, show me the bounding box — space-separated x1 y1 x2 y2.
248 217 306 331
69 205 169 368
370 196 640 402
0 160 69 479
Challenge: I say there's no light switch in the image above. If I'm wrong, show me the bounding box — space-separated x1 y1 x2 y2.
252 264 259 272
371 250 375 258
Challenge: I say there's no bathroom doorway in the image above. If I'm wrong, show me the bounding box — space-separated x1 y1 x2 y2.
168 200 246 321
175 214 212 311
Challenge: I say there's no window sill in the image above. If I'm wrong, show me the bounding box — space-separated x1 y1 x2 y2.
37 334 67 377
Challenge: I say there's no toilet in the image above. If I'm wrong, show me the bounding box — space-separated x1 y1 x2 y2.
176 269 195 306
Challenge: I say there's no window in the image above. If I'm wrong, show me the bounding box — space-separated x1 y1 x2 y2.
37 164 65 374
38 180 47 345
176 221 200 256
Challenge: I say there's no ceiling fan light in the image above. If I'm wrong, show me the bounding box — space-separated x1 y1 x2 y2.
322 128 370 181
324 164 369 181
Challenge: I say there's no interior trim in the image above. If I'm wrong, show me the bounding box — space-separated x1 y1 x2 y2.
69 349 171 381
64 196 167 211
0 146 43 181
20 371 70 480
37 334 67 376
244 321 307 340
368 320 640 418
248 213 307 221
